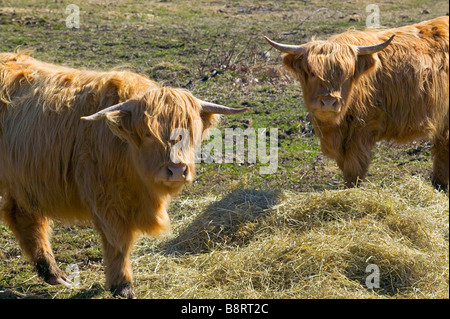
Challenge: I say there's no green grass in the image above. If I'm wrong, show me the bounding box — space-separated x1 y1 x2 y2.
0 0 448 299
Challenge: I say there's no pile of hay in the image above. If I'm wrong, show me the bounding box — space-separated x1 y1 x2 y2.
133 176 448 299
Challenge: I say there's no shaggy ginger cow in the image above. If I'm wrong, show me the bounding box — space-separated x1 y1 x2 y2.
0 52 247 298
265 16 449 189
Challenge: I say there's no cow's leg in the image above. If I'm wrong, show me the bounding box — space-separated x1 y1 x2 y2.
1 194 70 286
431 129 449 191
339 155 371 188
93 216 136 299
338 137 374 188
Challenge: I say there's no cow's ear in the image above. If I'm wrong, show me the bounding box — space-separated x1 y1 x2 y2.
282 53 308 84
355 54 377 78
282 53 302 74
105 110 141 146
82 101 142 146
200 113 220 132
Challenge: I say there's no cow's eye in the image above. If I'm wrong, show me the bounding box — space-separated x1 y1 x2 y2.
310 72 316 77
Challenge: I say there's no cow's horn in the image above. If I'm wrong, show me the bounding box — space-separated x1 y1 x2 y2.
357 35 395 56
81 101 134 121
263 36 306 55
199 100 249 115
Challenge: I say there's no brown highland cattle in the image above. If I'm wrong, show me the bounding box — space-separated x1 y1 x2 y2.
0 52 247 298
265 16 449 189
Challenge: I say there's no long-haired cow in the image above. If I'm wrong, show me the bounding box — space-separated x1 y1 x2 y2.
265 16 449 189
0 52 247 298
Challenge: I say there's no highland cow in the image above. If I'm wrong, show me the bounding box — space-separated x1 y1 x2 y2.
0 52 247 298
265 16 449 189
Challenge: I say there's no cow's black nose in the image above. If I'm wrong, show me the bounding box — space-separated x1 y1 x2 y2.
321 97 337 109
167 164 188 181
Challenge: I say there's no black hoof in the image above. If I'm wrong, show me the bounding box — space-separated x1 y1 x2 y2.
111 283 136 299
432 179 448 192
36 258 71 287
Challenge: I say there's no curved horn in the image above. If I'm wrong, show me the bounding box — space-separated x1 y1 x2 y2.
199 100 249 115
263 36 306 55
357 35 395 56
81 101 134 121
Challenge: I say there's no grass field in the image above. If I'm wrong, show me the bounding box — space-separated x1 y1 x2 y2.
0 0 448 299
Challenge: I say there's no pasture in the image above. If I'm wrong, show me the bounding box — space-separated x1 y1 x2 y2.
0 0 448 299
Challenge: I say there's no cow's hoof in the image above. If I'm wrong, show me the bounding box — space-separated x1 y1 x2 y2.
432 179 448 192
46 275 72 287
112 283 136 299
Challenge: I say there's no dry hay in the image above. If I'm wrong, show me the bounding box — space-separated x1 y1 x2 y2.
132 176 448 299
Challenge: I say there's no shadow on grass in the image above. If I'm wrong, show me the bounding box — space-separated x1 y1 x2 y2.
68 283 106 299
0 285 43 299
0 283 105 299
161 187 282 256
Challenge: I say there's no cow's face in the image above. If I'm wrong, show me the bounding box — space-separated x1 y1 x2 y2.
264 35 394 124
132 100 206 191
282 42 377 124
82 88 247 192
